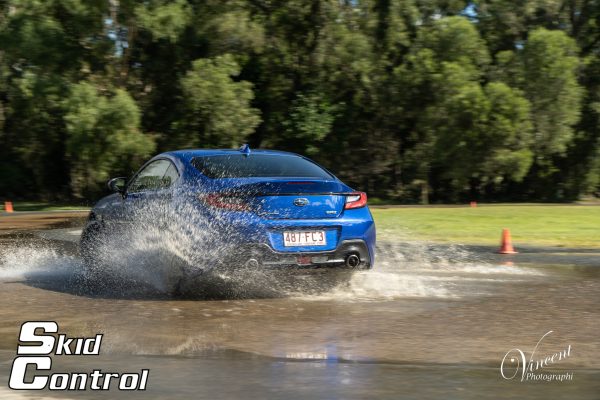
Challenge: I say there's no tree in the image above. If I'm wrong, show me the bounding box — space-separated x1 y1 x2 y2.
394 16 491 201
0 0 598 202
479 82 534 186
63 82 155 198
175 54 261 148
135 0 192 43
275 92 337 156
0 0 112 198
522 28 582 160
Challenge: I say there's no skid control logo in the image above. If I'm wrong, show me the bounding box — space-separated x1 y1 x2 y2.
500 331 573 382
9 322 149 391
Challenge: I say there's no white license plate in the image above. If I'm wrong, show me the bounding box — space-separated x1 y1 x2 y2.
283 230 326 247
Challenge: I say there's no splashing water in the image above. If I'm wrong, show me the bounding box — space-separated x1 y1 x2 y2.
0 206 543 301
0 246 79 282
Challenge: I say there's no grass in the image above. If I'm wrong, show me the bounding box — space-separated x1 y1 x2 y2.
371 205 600 248
2 201 598 248
1 201 90 212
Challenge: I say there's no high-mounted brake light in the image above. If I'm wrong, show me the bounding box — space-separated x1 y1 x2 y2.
344 192 367 209
200 193 250 211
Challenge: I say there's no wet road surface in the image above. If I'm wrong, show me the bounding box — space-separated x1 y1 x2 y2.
0 222 599 399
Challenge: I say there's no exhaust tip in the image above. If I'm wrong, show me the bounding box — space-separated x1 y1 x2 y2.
345 254 360 268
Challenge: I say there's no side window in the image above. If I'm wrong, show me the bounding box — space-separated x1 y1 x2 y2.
162 163 180 187
128 160 172 193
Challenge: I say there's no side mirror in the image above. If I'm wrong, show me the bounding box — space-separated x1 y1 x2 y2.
107 177 127 194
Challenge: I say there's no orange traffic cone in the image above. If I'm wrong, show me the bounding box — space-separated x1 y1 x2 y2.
498 228 517 254
4 201 14 213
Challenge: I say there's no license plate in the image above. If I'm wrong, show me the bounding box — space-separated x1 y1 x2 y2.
283 230 326 247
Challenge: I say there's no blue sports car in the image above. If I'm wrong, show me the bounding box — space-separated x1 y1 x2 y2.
80 145 375 291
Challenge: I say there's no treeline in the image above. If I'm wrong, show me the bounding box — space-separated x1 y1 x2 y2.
0 1 599 203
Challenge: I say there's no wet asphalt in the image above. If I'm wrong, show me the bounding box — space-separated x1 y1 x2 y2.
0 220 598 399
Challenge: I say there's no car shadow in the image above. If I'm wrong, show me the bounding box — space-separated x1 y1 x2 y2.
17 266 349 301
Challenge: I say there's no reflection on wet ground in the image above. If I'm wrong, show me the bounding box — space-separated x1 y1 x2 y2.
1 350 599 400
0 229 599 399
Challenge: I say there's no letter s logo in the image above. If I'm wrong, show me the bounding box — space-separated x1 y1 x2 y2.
18 322 57 355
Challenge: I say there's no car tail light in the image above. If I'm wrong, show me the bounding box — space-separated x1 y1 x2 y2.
344 192 367 209
200 193 250 211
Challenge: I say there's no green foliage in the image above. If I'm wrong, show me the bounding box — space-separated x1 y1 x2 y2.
63 82 155 197
202 9 266 55
522 28 583 159
481 82 533 183
278 93 337 156
394 17 495 198
135 0 192 42
0 0 598 202
176 54 261 148
415 16 490 72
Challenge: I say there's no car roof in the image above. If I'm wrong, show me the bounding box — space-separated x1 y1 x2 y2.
162 148 301 163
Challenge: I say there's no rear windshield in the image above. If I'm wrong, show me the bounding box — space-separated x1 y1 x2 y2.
192 154 333 179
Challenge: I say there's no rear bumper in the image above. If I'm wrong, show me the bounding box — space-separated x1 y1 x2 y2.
228 239 372 270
